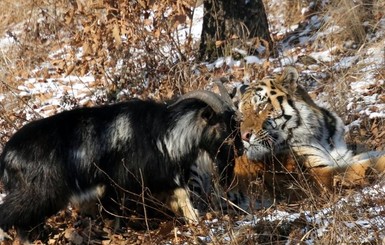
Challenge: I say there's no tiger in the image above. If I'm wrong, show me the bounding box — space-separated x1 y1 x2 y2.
234 66 385 201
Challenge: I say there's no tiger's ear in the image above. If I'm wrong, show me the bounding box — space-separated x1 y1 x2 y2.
231 84 249 109
277 66 299 93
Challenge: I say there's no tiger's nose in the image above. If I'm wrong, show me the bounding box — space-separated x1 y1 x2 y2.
242 131 251 142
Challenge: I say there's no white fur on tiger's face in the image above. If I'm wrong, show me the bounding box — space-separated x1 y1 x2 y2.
238 66 352 168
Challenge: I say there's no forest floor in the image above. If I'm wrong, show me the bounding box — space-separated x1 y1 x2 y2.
1 0 385 244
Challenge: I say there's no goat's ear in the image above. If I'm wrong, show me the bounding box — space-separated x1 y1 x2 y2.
200 106 218 124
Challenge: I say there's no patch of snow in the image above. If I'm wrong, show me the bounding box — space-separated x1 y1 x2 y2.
0 36 14 50
350 80 377 91
334 56 358 71
278 56 297 66
244 55 264 65
232 48 248 56
310 49 335 63
369 112 385 119
175 5 203 43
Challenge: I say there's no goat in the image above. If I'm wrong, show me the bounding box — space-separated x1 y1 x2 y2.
0 90 243 241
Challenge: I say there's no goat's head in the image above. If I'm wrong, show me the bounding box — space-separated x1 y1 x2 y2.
169 86 243 183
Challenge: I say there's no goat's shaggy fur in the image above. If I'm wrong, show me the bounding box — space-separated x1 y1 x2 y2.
0 96 242 240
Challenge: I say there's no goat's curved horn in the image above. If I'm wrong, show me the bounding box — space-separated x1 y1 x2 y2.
213 78 235 110
213 78 243 120
171 90 231 114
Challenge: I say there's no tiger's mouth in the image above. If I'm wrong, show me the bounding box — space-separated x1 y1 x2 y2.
244 137 289 161
243 139 272 161
244 131 285 153
243 135 272 151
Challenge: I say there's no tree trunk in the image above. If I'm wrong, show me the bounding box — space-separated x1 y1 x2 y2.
198 0 274 62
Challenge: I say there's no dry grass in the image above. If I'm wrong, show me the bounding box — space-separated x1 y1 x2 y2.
316 0 379 46
313 0 385 151
0 0 41 35
0 0 385 244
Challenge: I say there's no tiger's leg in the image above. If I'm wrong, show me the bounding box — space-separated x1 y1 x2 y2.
351 150 385 162
230 155 266 211
291 146 338 190
337 154 385 188
308 166 339 191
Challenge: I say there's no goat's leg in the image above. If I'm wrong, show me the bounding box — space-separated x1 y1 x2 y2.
168 187 199 223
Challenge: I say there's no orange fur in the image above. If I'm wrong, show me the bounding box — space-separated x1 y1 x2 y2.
234 148 385 202
234 66 385 203
234 151 330 202
334 155 385 188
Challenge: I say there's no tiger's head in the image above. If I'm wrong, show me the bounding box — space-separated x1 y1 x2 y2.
240 101 277 160
238 66 304 161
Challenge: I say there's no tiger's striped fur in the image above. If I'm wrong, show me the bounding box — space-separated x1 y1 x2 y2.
236 66 385 201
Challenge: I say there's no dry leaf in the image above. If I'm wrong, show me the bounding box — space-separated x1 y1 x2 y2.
172 14 187 29
215 40 224 47
64 9 75 25
143 18 152 26
112 23 122 47
154 29 161 38
66 64 76 76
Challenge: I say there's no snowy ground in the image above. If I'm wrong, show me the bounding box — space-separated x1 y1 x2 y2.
0 1 385 244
